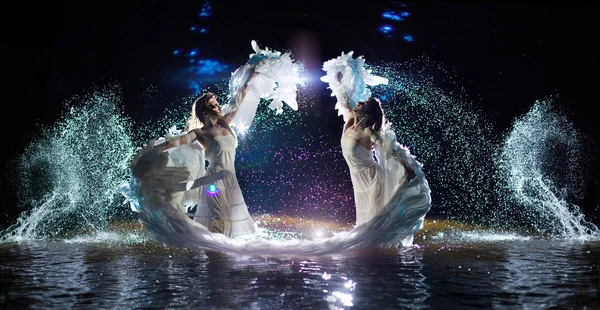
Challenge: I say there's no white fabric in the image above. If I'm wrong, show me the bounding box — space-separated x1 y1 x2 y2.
365 123 431 247
223 40 304 133
341 131 410 227
115 44 430 253
193 135 257 238
120 137 214 214
118 128 431 253
166 139 205 211
372 130 409 209
118 123 430 253
341 137 386 226
320 51 388 122
323 51 429 246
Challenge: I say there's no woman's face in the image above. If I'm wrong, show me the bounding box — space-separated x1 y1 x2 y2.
353 101 367 115
204 96 222 116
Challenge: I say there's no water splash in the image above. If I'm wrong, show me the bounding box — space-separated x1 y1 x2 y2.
496 98 599 239
3 57 598 246
367 57 504 227
364 59 598 239
1 84 137 242
459 232 532 242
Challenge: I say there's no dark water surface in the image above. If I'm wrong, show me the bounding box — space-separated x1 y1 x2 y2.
2 233 598 309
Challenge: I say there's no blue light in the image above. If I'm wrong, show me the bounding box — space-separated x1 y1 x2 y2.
207 183 219 196
402 34 414 42
190 26 208 33
195 59 229 75
169 58 231 92
401 11 410 17
198 1 212 17
382 11 404 21
189 81 201 94
378 25 394 34
173 49 182 55
187 48 199 57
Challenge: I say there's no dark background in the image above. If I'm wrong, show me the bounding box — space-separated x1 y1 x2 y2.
2 1 599 228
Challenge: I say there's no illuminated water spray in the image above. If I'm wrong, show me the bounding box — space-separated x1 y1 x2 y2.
365 58 598 238
367 58 504 227
1 84 136 241
497 99 599 238
2 57 597 244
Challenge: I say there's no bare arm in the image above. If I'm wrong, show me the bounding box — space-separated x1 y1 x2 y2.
339 101 353 124
222 67 258 124
164 130 202 150
334 72 353 123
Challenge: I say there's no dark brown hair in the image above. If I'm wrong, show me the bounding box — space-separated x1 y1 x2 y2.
363 98 384 132
346 98 384 132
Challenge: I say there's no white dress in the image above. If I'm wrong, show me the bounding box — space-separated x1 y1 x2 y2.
341 134 411 227
193 134 257 238
341 137 386 226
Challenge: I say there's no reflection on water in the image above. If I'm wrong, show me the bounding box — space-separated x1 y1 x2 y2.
1 236 598 309
496 240 600 308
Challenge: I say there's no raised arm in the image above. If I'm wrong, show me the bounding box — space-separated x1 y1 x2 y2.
342 107 357 134
333 72 354 124
339 98 353 124
222 66 258 124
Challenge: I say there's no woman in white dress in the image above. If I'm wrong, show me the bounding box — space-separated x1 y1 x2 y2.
320 51 430 246
166 69 259 238
120 40 306 247
340 98 416 227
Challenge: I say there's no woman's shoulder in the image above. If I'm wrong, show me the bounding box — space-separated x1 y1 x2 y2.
343 126 372 139
358 126 374 138
190 128 205 135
